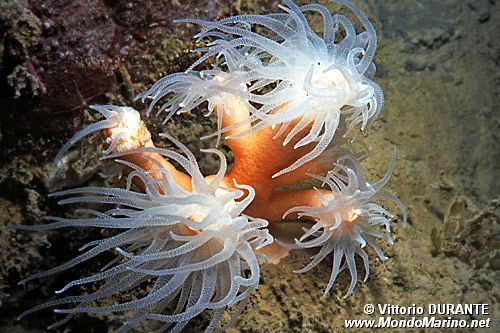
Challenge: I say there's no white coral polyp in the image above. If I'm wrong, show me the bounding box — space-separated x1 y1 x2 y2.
285 153 407 297
139 0 383 177
17 135 273 333
54 104 147 162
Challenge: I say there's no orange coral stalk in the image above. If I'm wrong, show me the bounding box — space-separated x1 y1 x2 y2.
218 100 334 220
102 117 192 191
91 100 335 224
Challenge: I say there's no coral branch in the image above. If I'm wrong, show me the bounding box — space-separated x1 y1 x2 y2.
252 188 329 222
220 99 336 215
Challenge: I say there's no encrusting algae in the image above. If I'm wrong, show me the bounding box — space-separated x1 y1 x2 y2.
15 1 407 332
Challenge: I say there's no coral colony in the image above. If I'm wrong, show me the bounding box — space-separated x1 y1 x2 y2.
17 1 407 332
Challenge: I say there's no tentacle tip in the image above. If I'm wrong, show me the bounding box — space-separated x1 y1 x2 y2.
342 291 353 299
256 241 271 250
4 224 16 231
116 247 126 255
271 169 286 179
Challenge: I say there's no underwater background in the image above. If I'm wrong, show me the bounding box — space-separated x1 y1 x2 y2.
0 0 498 332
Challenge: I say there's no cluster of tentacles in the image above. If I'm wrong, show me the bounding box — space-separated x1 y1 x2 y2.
16 1 407 332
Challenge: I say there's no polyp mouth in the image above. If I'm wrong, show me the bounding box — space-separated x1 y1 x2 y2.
345 209 359 223
311 66 349 90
